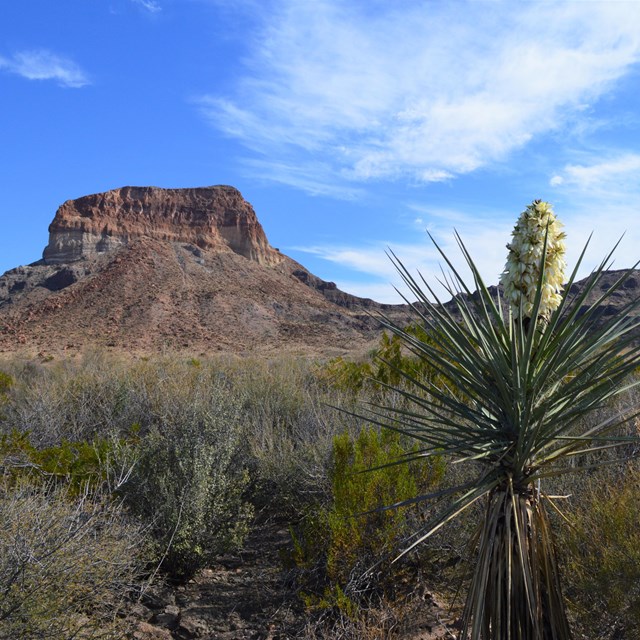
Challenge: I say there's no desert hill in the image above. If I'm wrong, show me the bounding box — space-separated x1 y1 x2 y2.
1 185 639 358
0 186 410 357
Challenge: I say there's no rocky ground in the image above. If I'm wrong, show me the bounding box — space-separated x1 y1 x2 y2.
128 519 458 640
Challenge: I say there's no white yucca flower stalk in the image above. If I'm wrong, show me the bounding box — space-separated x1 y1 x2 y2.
500 199 567 322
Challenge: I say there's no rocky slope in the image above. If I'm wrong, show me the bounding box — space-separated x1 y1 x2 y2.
0 186 410 357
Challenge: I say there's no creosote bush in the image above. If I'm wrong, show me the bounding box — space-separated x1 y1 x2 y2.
320 325 448 396
291 426 445 627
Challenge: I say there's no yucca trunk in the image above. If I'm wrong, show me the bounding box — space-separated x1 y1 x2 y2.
461 482 572 640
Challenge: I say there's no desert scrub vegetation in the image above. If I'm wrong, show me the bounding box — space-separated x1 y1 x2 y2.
0 354 361 581
119 384 254 581
0 301 640 639
0 479 144 639
289 425 448 637
320 324 451 397
558 458 640 639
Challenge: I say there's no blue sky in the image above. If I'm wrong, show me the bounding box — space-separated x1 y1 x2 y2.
2 0 640 302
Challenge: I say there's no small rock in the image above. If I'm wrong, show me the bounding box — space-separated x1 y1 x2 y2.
134 621 173 640
151 606 180 629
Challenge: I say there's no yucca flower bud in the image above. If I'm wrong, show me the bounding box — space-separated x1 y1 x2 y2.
500 200 566 321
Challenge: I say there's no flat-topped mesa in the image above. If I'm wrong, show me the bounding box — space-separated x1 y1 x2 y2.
42 185 282 266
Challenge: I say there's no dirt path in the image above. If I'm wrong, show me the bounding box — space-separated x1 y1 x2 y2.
131 521 303 639
129 520 457 640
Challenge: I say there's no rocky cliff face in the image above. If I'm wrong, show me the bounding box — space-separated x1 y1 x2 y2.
1 184 408 356
43 186 283 266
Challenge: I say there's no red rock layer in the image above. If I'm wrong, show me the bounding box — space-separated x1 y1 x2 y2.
43 185 282 266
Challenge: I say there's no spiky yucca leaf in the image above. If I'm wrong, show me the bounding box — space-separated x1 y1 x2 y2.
361 230 640 639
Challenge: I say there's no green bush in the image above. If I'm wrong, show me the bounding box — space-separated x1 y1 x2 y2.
0 371 12 396
121 387 253 581
0 429 137 494
291 426 445 616
321 326 448 396
0 372 12 422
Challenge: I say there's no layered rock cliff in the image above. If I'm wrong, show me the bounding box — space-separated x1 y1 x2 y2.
42 186 283 266
0 185 409 356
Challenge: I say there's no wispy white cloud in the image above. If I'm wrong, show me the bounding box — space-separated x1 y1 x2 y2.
548 150 640 276
294 208 513 302
0 49 89 88
241 158 365 200
550 153 640 191
131 0 162 13
295 186 640 303
200 0 640 196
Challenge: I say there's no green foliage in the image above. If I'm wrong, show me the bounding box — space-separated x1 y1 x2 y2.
0 429 137 495
291 427 444 615
0 429 136 494
121 390 254 581
0 371 12 421
0 371 12 396
321 325 446 395
326 427 443 583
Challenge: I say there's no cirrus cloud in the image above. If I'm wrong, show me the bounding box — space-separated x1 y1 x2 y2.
199 0 640 196
131 0 162 13
0 49 89 88
551 153 640 191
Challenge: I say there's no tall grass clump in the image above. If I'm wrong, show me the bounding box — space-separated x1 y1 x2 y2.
358 200 640 639
232 357 360 517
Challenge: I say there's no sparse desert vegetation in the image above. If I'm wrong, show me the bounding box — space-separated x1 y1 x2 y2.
0 334 639 638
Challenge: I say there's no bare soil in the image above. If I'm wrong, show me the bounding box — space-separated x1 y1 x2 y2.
128 519 458 640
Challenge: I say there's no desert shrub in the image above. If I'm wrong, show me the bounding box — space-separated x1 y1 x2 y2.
0 428 137 494
1 355 137 446
0 371 12 396
120 383 253 581
291 426 445 622
0 372 12 422
320 326 447 396
230 357 354 517
559 461 640 639
0 479 143 640
0 355 255 582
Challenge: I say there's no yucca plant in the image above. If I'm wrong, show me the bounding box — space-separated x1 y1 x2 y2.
361 200 640 639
